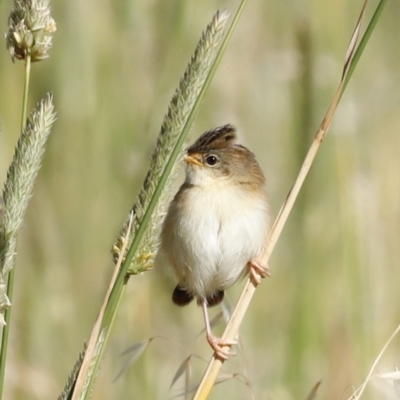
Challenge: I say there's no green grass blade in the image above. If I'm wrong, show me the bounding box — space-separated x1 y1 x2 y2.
71 8 247 399
342 0 388 92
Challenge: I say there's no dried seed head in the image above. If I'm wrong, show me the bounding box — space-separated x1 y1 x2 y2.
5 0 56 62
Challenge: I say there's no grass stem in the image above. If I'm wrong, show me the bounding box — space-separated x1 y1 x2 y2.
193 1 387 397
0 53 32 399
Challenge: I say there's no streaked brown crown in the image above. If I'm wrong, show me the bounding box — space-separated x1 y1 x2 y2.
185 124 266 191
187 124 237 154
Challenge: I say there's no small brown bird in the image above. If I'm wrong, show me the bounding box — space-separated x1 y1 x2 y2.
157 124 271 359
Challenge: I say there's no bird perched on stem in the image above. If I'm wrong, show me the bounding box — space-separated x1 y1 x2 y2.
157 124 271 359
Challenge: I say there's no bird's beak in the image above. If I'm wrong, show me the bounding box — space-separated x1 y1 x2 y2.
184 154 203 167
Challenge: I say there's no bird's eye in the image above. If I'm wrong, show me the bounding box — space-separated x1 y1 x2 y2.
205 155 219 166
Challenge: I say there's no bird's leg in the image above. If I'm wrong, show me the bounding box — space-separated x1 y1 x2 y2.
201 300 237 360
248 260 270 286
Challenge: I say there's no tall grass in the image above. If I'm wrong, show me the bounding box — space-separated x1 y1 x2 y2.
0 0 399 399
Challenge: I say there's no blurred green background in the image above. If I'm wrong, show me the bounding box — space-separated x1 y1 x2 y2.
1 0 400 399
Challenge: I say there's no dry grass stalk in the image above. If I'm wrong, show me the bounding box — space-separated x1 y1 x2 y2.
348 324 400 400
67 213 133 400
193 1 371 398
61 11 231 399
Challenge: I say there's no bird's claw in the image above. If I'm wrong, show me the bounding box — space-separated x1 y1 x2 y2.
248 260 270 285
207 334 238 360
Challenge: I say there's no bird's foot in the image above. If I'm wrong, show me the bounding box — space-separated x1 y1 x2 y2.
206 333 238 360
248 260 270 285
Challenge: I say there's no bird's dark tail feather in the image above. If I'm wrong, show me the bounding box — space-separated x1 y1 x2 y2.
172 286 225 308
205 290 224 307
172 285 194 306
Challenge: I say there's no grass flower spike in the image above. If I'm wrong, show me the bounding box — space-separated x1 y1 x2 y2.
0 94 56 322
5 0 56 62
112 11 229 275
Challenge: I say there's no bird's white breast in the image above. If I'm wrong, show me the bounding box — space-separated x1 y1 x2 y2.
163 179 270 300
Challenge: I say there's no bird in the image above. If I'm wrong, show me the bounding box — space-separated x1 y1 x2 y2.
157 124 271 359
